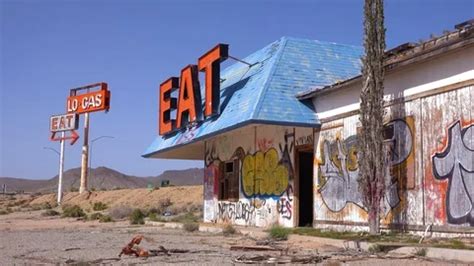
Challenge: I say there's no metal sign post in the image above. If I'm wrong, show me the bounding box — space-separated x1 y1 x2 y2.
49 113 80 205
67 82 110 194
79 113 89 194
58 131 65 204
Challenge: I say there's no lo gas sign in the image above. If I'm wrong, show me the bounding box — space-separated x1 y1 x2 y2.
67 83 111 114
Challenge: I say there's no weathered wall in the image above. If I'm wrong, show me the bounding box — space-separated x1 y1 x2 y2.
313 85 473 230
203 125 311 227
314 45 474 119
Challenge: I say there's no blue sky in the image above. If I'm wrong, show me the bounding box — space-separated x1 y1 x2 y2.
1 0 472 179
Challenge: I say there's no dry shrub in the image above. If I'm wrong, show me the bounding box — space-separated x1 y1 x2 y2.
99 215 114 223
129 209 145 225
92 201 108 211
108 206 133 220
183 222 199 232
223 224 237 236
42 209 60 216
62 205 86 218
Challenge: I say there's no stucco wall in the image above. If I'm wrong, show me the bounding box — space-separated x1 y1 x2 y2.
203 125 313 228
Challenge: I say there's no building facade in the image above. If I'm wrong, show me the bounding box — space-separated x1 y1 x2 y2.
145 21 473 233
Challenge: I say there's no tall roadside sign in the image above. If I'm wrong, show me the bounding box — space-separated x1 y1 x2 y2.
49 113 79 204
67 82 111 194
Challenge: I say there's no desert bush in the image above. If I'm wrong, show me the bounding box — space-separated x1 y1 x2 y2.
148 212 158 221
0 209 11 215
99 215 114 223
89 212 104 220
186 204 202 213
70 187 79 192
42 209 60 216
171 212 199 223
62 205 86 218
223 224 237 236
158 198 173 209
268 225 290 241
414 247 427 257
183 222 199 232
368 244 384 254
92 202 108 211
129 209 145 225
108 206 133 220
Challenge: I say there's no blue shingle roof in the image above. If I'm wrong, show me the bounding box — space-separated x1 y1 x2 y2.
143 37 363 158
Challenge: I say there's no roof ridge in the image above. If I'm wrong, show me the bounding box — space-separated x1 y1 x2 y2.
283 36 363 49
252 37 289 119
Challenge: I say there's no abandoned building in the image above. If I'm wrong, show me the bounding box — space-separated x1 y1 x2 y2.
144 20 473 233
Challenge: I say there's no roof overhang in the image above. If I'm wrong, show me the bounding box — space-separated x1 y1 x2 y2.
143 120 319 160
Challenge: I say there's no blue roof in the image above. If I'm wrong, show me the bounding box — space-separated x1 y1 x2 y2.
143 37 363 158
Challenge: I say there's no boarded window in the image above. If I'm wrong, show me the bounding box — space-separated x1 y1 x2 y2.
218 159 239 201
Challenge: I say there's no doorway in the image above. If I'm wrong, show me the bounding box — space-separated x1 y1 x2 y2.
298 150 314 227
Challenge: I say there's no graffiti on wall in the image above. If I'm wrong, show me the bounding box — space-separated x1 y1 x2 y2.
318 117 415 214
279 131 295 180
432 121 473 226
217 201 255 223
242 148 290 197
277 185 293 220
204 165 219 201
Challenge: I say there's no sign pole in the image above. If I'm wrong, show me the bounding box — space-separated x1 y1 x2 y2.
79 112 89 194
57 131 65 204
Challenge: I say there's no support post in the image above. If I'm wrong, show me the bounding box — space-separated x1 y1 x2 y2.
79 113 89 194
57 131 65 204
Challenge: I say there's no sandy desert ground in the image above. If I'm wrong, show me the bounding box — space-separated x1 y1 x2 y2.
0 209 459 265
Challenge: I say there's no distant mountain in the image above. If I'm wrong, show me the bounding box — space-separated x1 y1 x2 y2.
0 166 204 193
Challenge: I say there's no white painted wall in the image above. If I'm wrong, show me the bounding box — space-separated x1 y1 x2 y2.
313 45 474 119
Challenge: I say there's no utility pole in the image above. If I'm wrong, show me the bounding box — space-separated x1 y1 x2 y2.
79 112 90 194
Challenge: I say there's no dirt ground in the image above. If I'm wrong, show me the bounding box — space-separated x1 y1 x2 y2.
0 211 459 265
29 186 203 211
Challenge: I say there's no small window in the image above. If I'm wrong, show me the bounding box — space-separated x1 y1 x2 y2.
218 159 239 201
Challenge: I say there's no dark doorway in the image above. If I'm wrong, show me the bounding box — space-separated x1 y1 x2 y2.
298 151 314 227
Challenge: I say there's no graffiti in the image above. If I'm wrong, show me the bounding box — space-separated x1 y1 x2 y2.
242 148 289 197
257 138 274 152
204 165 219 200
432 121 473 226
175 124 202 145
279 131 295 180
295 134 313 146
217 201 255 222
277 185 293 220
318 118 415 214
319 136 364 212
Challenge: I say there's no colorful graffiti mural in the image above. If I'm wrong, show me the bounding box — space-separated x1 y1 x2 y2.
432 121 473 226
242 148 289 197
317 117 415 215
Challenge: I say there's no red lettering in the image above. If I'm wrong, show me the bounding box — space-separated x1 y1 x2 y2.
198 44 228 117
51 117 59 131
176 65 202 128
159 77 178 135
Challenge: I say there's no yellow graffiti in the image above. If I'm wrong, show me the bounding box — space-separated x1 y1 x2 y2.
242 148 289 197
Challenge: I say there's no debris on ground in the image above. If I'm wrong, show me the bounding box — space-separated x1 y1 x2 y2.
118 235 190 258
233 254 329 264
230 245 280 251
119 235 148 257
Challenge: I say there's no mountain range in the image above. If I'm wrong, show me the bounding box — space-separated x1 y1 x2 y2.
0 166 203 193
